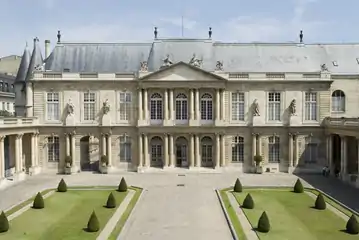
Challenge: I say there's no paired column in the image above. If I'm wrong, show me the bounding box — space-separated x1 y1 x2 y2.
215 134 220 168
195 89 200 121
138 134 143 167
163 134 169 167
164 90 169 120
220 89 225 120
30 133 36 168
169 89 174 121
106 134 112 166
169 134 174 166
288 133 294 167
138 88 143 120
340 135 347 176
143 134 149 167
101 134 106 157
327 134 333 171
189 89 194 121
220 134 226 167
70 133 76 163
195 135 200 167
143 89 148 120
215 90 220 121
252 134 257 164
357 138 359 174
65 133 70 156
293 135 299 166
0 136 5 179
189 134 195 167
15 134 23 173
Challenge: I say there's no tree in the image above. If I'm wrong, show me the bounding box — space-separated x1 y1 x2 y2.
242 193 255 209
314 193 326 210
293 179 304 193
106 192 116 208
87 211 100 232
57 178 67 192
118 177 128 192
233 178 243 193
33 192 44 209
346 214 359 235
0 211 9 233
257 211 270 233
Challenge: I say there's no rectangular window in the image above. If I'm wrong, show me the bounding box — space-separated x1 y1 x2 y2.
268 92 281 121
231 92 245 121
84 92 95 121
119 135 132 162
119 92 132 121
305 92 317 121
46 92 59 121
232 136 244 162
47 136 60 162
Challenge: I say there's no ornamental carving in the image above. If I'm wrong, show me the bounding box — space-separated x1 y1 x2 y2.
67 99 75 115
161 54 173 68
253 99 260 116
189 53 203 68
289 99 296 116
103 99 110 114
215 60 224 71
320 63 329 72
140 61 148 72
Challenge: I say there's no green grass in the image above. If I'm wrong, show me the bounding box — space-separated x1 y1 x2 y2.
219 190 247 240
233 189 358 240
0 189 127 240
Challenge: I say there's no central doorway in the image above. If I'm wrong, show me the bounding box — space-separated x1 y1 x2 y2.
176 137 188 167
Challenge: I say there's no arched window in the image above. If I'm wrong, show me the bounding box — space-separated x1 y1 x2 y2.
47 136 59 162
232 136 244 162
331 90 345 112
175 93 188 121
268 136 280 162
119 135 131 162
150 93 163 120
201 136 213 165
201 93 213 120
150 136 163 163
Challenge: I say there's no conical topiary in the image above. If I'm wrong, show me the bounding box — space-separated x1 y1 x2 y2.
346 214 359 235
293 179 304 193
257 211 270 233
33 192 44 209
314 193 326 210
233 178 243 193
57 178 67 192
106 192 116 208
87 211 100 232
118 177 128 192
0 211 9 233
242 193 255 209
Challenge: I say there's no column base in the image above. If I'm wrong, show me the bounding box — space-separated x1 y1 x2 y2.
29 166 42 176
14 172 27 181
214 119 223 126
288 166 295 174
137 166 149 173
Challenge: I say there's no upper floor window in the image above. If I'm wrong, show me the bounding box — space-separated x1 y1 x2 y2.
231 92 245 121
46 92 59 121
268 92 281 121
305 92 317 121
4 83 8 92
150 93 163 120
268 136 280 162
232 136 244 162
47 136 60 162
119 92 132 121
331 90 345 112
119 135 132 162
84 92 95 121
175 93 188 121
201 93 213 120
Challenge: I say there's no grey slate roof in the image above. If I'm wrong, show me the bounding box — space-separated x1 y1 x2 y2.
17 38 359 75
26 38 43 81
15 44 31 83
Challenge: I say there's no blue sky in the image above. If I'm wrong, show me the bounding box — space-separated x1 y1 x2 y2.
0 0 357 57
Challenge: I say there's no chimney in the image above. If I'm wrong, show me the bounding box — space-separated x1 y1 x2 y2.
45 40 51 59
57 30 61 43
154 27 158 39
208 27 212 39
299 30 303 43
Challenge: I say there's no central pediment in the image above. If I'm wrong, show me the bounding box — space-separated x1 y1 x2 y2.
139 62 226 81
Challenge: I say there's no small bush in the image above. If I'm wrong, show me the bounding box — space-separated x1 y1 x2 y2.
233 178 243 193
100 155 108 167
87 211 100 232
314 193 326 210
33 192 44 209
118 177 128 192
65 155 72 168
242 193 254 209
293 179 304 193
106 192 116 208
254 155 263 166
257 211 270 233
346 214 359 235
57 178 67 192
0 211 9 233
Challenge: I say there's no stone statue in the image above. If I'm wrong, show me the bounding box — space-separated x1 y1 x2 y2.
67 99 75 115
161 54 173 68
140 61 148 72
34 63 45 71
253 99 260 116
289 99 296 115
320 63 329 72
189 53 203 67
215 60 224 71
103 99 110 114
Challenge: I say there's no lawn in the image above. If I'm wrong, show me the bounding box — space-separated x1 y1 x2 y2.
233 189 358 240
0 189 128 240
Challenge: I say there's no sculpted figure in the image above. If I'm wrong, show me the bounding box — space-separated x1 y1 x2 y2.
189 53 203 67
253 99 260 116
103 99 110 114
161 54 173 68
67 99 75 115
215 60 223 71
289 99 296 115
140 61 148 72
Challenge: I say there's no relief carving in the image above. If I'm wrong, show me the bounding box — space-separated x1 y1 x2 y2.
67 99 75 115
289 99 296 116
253 99 260 116
140 61 148 72
103 99 110 114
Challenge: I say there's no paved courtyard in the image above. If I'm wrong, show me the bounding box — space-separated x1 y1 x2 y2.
0 172 358 240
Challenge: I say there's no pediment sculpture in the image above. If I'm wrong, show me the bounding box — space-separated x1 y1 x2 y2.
215 60 224 71
161 54 173 68
67 99 75 115
189 53 203 68
34 63 45 71
253 99 260 116
103 99 110 114
289 99 296 116
140 61 148 72
320 63 329 72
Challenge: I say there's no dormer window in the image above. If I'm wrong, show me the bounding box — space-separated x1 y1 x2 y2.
332 61 338 67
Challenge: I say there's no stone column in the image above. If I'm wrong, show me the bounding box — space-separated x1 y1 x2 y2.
35 133 39 166
294 135 299 166
221 134 226 167
65 133 70 156
163 134 169 167
215 134 220 168
195 135 200 167
143 134 149 167
144 89 148 120
71 134 76 164
327 134 333 172
252 133 257 164
357 138 359 174
195 89 200 121
258 136 262 158
15 134 23 172
215 89 220 121
164 89 169 120
169 134 174 167
189 134 195 167
0 136 5 179
138 88 143 120
138 134 143 167
30 133 36 167
107 134 112 166
190 89 194 121
288 133 293 167
169 89 174 121
101 134 106 156
340 135 347 176
220 89 225 120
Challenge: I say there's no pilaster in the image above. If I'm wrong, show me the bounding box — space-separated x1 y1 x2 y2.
220 134 226 167
195 135 200 167
143 134 149 167
215 133 220 168
189 134 195 168
163 133 169 167
168 134 174 167
0 136 5 179
138 134 143 168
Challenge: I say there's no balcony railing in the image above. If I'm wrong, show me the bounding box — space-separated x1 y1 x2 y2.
0 117 39 128
324 117 359 127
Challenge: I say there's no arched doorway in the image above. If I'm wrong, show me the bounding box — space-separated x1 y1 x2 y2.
150 136 163 167
175 137 188 167
80 136 90 171
201 136 213 167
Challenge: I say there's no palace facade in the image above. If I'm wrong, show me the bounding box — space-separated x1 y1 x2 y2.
0 30 359 187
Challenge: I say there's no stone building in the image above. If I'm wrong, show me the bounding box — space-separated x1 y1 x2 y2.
0 29 358 187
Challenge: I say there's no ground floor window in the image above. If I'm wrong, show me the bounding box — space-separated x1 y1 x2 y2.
150 136 163 162
119 135 131 162
47 136 60 162
201 136 213 164
268 136 280 162
232 136 244 162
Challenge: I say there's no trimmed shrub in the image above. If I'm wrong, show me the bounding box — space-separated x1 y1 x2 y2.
106 192 116 208
65 155 72 168
314 193 326 210
0 211 9 233
100 155 108 167
87 211 100 232
118 177 128 192
233 178 243 193
242 193 254 209
346 214 359 235
293 179 304 193
57 178 67 192
33 192 44 209
257 211 270 233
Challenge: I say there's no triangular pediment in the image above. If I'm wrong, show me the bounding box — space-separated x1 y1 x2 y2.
139 62 226 81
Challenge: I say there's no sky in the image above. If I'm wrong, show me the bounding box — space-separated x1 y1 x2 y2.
0 0 357 57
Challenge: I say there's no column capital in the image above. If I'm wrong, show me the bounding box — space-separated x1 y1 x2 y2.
16 134 23 139
252 132 260 136
339 134 347 139
0 136 5 142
